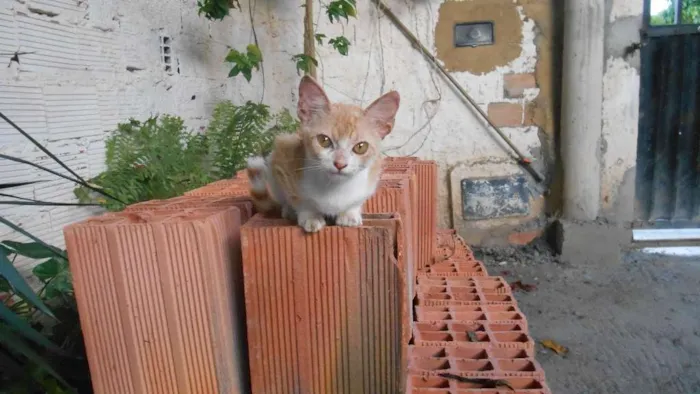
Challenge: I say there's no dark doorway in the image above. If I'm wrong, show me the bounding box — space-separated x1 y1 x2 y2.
635 0 700 228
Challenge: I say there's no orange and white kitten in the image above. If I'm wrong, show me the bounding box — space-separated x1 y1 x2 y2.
246 76 400 233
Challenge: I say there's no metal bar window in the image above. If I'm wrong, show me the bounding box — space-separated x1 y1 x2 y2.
674 0 683 24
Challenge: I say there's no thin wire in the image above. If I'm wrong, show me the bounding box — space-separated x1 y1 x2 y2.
382 0 442 156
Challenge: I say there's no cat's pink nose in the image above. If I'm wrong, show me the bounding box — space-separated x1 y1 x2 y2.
333 161 347 170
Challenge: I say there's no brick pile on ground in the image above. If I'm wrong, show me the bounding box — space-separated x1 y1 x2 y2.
407 230 551 394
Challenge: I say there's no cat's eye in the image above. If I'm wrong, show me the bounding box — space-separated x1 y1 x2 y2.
316 134 332 148
353 142 369 154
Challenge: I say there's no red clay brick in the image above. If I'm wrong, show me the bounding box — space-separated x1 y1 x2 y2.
406 374 551 393
241 214 408 394
414 160 438 267
503 73 537 98
125 195 254 222
417 260 487 278
64 207 249 394
185 178 249 197
363 177 416 322
383 159 438 271
487 102 524 127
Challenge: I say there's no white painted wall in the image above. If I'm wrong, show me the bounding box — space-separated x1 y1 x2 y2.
0 0 543 268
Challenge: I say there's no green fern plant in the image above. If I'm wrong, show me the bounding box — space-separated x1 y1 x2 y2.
75 103 299 211
207 101 298 179
75 115 213 211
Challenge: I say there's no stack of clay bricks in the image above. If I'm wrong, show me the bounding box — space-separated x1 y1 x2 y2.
407 229 551 393
63 175 254 393
63 157 551 394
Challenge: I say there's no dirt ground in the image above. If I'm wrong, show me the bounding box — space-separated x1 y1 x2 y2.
473 221 700 394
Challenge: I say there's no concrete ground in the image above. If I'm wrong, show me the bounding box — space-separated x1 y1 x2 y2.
473 221 700 394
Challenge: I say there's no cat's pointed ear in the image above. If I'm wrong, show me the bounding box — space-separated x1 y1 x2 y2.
364 91 400 139
298 76 331 124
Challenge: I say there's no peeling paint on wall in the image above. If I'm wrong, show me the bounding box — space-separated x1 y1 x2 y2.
609 0 644 22
600 0 642 222
601 57 639 219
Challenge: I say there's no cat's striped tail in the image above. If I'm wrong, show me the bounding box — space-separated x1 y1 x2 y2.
246 156 279 214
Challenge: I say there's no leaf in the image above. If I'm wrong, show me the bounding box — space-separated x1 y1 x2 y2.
510 280 536 292
32 258 65 282
225 49 242 63
467 331 478 342
228 65 240 77
541 339 568 355
329 36 350 56
0 216 66 259
314 33 326 45
292 54 317 74
246 44 263 64
2 241 59 259
0 302 62 352
242 67 252 82
45 271 73 300
0 325 74 392
0 181 44 190
0 248 55 319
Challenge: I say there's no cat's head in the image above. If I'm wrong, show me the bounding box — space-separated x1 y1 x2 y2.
296 76 400 177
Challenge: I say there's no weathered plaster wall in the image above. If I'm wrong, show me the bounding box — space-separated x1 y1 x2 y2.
600 0 643 222
0 0 302 270
1 0 554 258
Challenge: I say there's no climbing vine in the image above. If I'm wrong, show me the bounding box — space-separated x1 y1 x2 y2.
197 0 358 79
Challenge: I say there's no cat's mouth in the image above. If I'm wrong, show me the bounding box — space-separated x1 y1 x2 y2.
330 170 351 177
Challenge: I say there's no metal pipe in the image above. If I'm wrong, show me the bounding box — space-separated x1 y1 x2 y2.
371 0 544 183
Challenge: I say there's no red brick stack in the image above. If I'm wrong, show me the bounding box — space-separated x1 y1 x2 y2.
408 233 550 393
63 156 551 394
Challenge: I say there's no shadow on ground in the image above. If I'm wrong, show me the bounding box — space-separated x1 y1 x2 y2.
474 222 700 394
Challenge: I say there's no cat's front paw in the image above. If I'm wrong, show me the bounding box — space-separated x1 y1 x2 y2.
298 211 326 233
336 209 362 227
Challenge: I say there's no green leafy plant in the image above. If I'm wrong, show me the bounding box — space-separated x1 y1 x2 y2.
225 44 263 81
292 54 319 74
207 101 299 179
197 0 238 20
651 0 700 25
0 111 114 393
73 103 298 210
0 238 89 394
74 115 213 211
328 36 351 56
198 0 358 81
325 0 357 22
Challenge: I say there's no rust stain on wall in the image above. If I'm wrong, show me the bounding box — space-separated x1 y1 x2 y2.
435 0 523 74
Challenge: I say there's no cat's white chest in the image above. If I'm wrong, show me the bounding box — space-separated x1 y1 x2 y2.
299 170 374 215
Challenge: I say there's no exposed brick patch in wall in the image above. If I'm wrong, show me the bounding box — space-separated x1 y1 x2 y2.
507 228 544 245
503 73 537 98
524 102 544 126
487 102 523 127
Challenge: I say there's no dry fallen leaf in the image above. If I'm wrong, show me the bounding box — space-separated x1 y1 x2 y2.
467 331 478 342
510 280 537 292
541 339 568 355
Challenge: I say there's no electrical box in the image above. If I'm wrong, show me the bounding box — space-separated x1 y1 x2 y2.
454 22 494 48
